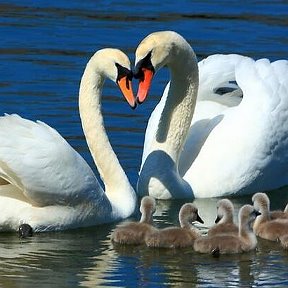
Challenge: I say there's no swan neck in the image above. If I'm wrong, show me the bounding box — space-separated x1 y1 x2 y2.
223 212 233 223
155 49 199 163
139 210 152 223
179 214 192 229
78 63 132 196
259 204 270 220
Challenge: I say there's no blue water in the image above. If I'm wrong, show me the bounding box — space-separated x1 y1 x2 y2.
1 1 288 287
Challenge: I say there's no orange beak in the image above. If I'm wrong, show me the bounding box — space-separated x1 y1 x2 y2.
117 76 136 109
136 68 154 104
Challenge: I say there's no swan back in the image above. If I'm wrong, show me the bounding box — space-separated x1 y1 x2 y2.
0 114 101 207
253 217 288 241
270 203 288 220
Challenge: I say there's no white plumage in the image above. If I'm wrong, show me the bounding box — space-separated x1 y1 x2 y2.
0 48 137 232
137 31 288 199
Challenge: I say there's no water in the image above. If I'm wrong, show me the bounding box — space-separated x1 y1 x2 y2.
1 0 288 287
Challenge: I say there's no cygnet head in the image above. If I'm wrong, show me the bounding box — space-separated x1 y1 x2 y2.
215 199 234 224
179 203 204 228
252 192 270 214
239 204 261 228
139 196 156 223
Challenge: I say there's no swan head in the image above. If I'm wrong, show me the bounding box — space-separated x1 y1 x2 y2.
252 192 270 213
179 203 204 226
89 48 136 109
133 31 193 103
238 204 261 228
139 196 156 223
215 199 234 224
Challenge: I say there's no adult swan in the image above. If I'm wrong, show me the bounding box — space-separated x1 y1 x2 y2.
0 48 137 232
135 31 288 199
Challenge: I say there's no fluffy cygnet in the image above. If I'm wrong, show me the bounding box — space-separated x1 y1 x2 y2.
279 234 288 249
145 203 204 248
111 196 157 245
252 192 288 241
270 203 288 220
193 204 260 255
208 199 238 237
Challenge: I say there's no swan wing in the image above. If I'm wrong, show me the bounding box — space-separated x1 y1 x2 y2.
141 54 247 170
184 57 288 196
0 114 102 206
198 54 247 106
179 54 248 175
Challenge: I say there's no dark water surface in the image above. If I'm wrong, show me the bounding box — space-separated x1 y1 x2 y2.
1 1 288 287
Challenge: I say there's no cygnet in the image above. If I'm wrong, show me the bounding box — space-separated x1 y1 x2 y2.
270 203 288 220
193 204 260 255
145 203 204 248
208 199 238 237
252 192 288 241
111 196 157 245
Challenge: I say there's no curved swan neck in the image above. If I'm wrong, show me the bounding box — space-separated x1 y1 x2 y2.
79 62 133 198
238 214 253 238
222 211 234 223
155 45 199 163
139 209 152 223
179 216 191 229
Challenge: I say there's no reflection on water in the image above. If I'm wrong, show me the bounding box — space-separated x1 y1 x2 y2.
1 0 288 287
0 195 288 287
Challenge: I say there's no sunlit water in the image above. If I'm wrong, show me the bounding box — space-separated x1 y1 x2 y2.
1 1 288 287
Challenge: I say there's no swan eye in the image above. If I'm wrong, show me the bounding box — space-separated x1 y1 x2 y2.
134 51 154 80
115 63 133 88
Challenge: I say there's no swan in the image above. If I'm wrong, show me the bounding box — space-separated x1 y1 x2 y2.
279 234 288 249
270 203 288 220
0 48 137 233
111 195 157 245
252 192 288 221
193 204 260 255
252 192 288 241
134 30 288 199
207 199 238 237
144 203 203 248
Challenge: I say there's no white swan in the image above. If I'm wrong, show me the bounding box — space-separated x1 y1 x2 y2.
0 48 137 232
135 30 288 199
